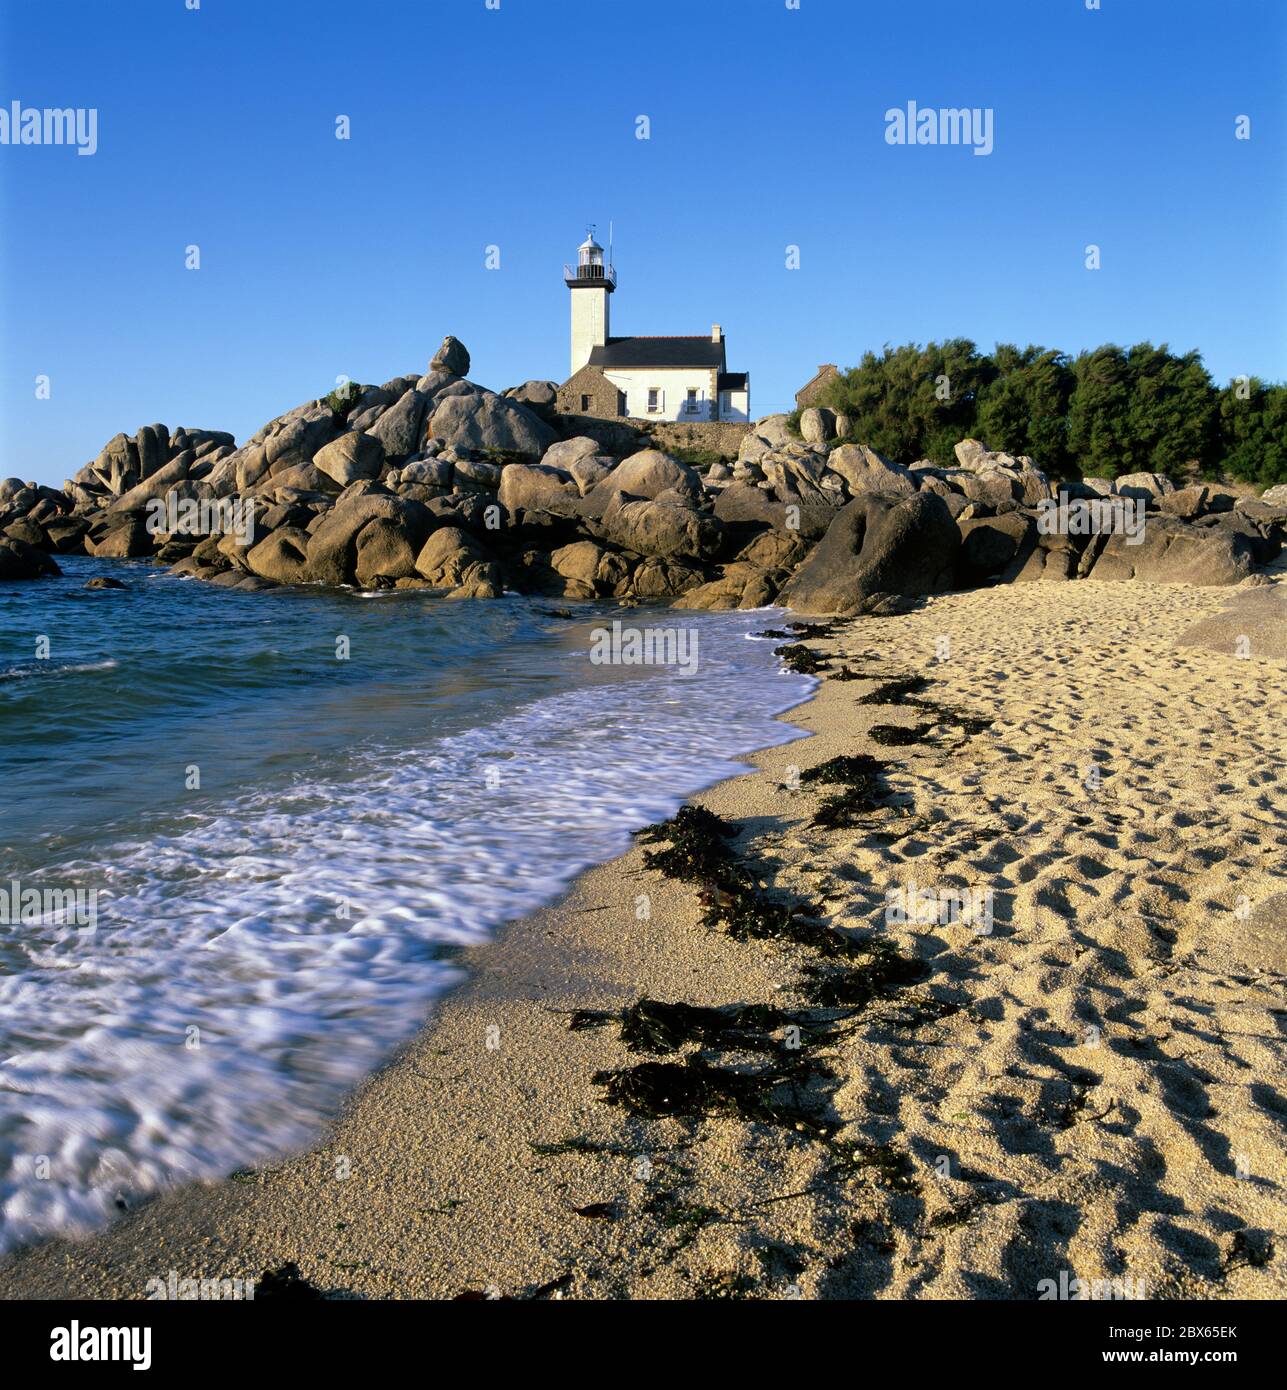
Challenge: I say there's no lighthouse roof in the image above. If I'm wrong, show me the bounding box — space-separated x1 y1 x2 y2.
589 336 726 369
579 233 603 253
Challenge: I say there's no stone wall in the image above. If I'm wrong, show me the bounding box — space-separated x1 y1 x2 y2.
638 419 752 461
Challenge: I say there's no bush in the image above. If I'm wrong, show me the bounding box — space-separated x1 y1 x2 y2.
814 341 1285 484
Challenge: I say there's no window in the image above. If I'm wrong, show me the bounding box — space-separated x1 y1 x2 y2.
647 387 661 413
580 394 591 412
684 388 700 415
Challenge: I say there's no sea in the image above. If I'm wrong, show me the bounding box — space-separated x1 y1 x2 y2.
0 555 813 1255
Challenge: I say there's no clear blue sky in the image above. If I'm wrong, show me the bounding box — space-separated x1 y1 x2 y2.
2 0 1284 486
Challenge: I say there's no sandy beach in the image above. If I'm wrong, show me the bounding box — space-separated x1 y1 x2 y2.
1 577 1283 1301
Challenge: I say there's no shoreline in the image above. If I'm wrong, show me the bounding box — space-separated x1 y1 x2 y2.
1 579 1284 1299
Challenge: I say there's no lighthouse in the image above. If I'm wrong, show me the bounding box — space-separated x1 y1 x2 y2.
564 230 615 376
557 227 750 422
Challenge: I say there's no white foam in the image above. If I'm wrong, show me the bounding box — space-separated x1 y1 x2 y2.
0 626 811 1253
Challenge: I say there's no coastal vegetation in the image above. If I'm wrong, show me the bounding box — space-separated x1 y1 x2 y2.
805 340 1287 485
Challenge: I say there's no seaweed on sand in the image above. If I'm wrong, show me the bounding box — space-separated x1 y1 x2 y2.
857 676 932 705
799 937 928 1009
637 804 744 884
569 997 837 1055
905 700 993 736
774 642 829 675
592 1054 834 1136
637 806 858 957
869 723 934 747
801 754 899 829
577 999 777 1052
823 1139 920 1193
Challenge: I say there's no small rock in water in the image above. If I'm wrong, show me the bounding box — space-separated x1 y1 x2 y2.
84 575 126 590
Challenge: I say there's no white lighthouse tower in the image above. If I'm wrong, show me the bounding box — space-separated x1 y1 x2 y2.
565 230 615 376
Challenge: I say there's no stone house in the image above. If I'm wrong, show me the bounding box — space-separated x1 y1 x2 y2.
795 364 841 409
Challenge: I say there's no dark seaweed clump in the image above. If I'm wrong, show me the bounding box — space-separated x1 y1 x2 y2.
857 676 932 705
869 723 934 747
572 998 786 1054
774 642 828 675
637 804 741 882
592 1055 833 1136
637 806 856 956
800 937 929 1008
906 700 994 736
801 754 897 829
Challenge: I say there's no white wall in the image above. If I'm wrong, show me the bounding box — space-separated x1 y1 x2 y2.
720 388 750 423
570 287 610 375
605 367 715 421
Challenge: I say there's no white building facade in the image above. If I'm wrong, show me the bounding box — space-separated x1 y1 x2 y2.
558 233 750 423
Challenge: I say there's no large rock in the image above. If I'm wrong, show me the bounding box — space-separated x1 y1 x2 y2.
313 431 386 487
0 537 60 579
673 562 779 611
826 444 918 498
712 480 833 540
799 407 835 446
1156 485 1234 520
107 455 192 513
1113 472 1176 504
503 380 559 419
429 335 471 377
414 526 502 598
367 389 430 462
497 462 580 514
736 415 794 464
304 491 435 586
1080 514 1255 585
955 512 1037 586
136 424 170 480
1175 584 1287 662
588 449 702 505
778 491 961 615
87 512 153 558
264 410 339 472
596 493 722 561
429 392 557 458
541 437 602 471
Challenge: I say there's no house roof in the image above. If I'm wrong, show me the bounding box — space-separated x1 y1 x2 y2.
589 336 725 369
718 372 748 392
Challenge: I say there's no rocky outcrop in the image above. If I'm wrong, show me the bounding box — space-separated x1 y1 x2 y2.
9 349 1282 609
428 393 556 458
779 491 961 615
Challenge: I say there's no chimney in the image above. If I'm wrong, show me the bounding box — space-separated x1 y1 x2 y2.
711 324 722 343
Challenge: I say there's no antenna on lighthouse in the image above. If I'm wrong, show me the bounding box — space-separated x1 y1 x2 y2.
608 220 614 268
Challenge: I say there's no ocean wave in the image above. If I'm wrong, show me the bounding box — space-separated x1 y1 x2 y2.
0 606 811 1255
